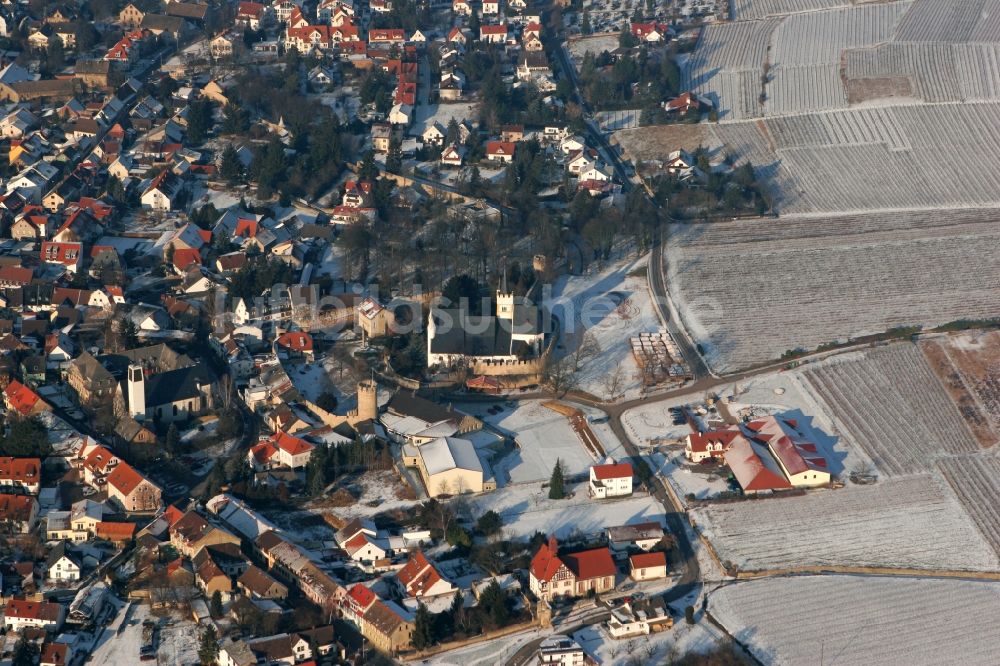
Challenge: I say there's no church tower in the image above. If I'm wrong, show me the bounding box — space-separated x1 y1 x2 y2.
127 364 145 420
496 262 515 321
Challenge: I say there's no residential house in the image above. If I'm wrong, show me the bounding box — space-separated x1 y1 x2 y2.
362 600 414 654
0 494 39 533
248 432 315 471
0 457 42 494
628 551 667 581
486 140 516 163
529 537 616 601
480 24 508 43
589 462 633 499
606 598 673 638
606 522 664 552
3 599 63 632
538 636 588 665
395 551 455 599
141 170 184 212
107 462 162 513
46 543 82 582
238 564 288 600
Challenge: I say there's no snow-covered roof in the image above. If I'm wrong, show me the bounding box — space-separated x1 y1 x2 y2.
419 436 483 476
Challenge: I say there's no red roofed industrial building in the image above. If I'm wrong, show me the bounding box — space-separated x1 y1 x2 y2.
722 434 792 495
589 462 633 498
529 536 616 601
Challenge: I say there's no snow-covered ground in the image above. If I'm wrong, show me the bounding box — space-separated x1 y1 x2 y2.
464 481 664 540
709 576 1000 666
310 470 420 520
573 618 723 665
458 400 598 484
427 626 546 666
691 474 1000 573
548 253 672 401
647 450 732 503
409 101 479 138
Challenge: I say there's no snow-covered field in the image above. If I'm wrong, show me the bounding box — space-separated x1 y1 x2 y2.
464 481 665 540
709 575 1000 666
549 253 673 401
428 627 545 666
691 474 1000 572
462 400 598 484
802 344 981 477
666 209 1000 371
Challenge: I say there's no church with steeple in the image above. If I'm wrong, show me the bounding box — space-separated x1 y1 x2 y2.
425 269 545 368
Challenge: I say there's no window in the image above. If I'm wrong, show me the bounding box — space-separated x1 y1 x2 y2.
173 405 178 416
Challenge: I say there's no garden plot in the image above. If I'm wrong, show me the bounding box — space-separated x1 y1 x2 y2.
464 482 665 540
567 34 620 62
921 331 1000 446
937 457 1000 557
665 210 1000 372
691 474 1000 572
410 101 479 139
709 575 1000 666
801 344 980 477
548 254 666 401
469 400 598 484
312 470 420 520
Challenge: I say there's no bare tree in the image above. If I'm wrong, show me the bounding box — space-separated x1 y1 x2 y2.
604 361 625 400
544 355 578 396
573 330 601 371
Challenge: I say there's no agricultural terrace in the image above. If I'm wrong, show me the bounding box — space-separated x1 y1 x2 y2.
687 0 1000 121
709 576 1000 666
690 474 1000 572
801 344 981 477
730 0 851 21
937 457 1000 558
665 211 1000 372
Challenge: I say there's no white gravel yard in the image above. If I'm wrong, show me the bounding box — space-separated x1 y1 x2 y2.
691 474 1000 573
709 575 1000 666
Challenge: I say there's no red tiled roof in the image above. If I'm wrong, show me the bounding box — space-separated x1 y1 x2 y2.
276 331 313 352
0 457 40 485
529 537 566 582
40 643 68 665
0 266 33 285
172 248 202 272
563 547 616 580
397 551 444 596
4 380 42 416
107 461 149 496
486 140 515 156
4 598 61 621
480 24 507 34
273 431 314 456
687 430 740 453
0 494 35 523
591 462 633 480
96 521 136 541
347 583 377 610
629 551 666 570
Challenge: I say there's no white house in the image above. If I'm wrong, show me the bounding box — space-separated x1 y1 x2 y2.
606 599 673 638
3 599 63 632
141 170 184 212
440 144 464 167
628 551 667 581
47 544 82 582
482 0 499 14
589 462 633 499
538 636 587 665
422 122 446 146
